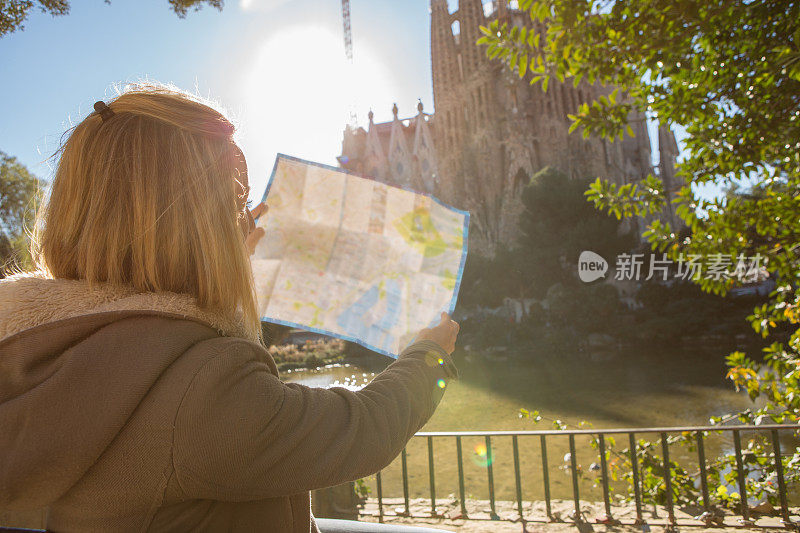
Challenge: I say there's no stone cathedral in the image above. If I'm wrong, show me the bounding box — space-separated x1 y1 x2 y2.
339 0 681 255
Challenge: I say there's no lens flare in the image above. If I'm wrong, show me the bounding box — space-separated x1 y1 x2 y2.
241 25 396 199
437 379 446 388
472 443 493 467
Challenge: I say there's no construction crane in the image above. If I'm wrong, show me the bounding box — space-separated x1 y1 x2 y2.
341 0 357 129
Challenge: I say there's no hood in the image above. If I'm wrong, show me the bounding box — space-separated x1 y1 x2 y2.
0 272 255 343
0 273 254 510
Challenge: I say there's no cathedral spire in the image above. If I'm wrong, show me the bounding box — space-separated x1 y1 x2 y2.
430 0 454 102
454 0 487 73
497 0 508 18
457 0 487 22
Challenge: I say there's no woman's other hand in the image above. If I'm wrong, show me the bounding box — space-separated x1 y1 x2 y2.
415 312 459 354
250 202 268 220
246 202 268 255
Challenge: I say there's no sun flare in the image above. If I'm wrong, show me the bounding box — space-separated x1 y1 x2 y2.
238 25 396 198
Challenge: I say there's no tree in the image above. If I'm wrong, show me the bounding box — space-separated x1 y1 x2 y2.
516 166 634 297
0 151 41 274
479 0 800 508
457 167 633 310
1 0 224 38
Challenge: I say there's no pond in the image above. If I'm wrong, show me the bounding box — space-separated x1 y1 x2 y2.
285 348 778 503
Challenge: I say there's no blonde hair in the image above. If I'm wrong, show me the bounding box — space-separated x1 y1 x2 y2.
35 84 261 341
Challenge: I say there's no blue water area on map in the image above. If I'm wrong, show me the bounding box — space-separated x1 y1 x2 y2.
336 279 403 353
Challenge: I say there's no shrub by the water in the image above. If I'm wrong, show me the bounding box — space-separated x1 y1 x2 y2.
266 338 345 371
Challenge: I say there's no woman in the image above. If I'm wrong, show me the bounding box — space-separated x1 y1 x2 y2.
0 85 459 532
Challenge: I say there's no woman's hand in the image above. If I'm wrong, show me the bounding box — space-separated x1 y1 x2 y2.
415 312 460 354
246 202 268 255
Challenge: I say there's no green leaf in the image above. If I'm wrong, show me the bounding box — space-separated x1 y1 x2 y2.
568 119 580 134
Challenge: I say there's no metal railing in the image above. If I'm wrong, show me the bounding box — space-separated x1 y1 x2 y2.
365 424 799 528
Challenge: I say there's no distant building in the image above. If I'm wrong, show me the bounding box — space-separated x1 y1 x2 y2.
339 101 439 196
339 0 681 254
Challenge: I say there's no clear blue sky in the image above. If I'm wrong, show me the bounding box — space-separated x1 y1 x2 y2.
1 0 705 203
0 0 435 200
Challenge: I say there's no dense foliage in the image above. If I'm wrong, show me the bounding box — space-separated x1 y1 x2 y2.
517 167 635 295
0 151 40 274
478 0 800 513
456 166 759 356
458 166 633 306
0 0 224 37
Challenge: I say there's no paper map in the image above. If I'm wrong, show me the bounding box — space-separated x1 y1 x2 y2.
251 154 469 358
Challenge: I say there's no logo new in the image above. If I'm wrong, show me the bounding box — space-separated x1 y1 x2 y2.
578 251 608 283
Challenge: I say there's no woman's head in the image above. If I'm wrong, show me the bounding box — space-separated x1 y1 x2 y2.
37 84 261 340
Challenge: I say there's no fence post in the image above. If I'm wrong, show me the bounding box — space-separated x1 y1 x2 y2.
568 434 581 522
660 433 675 526
770 429 792 527
401 447 410 517
540 434 552 520
696 431 711 521
628 433 644 525
455 435 468 518
485 436 499 520
512 435 524 523
376 471 384 523
598 434 613 521
427 436 437 517
732 430 754 526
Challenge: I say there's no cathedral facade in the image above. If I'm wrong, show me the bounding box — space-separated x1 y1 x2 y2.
339 0 680 254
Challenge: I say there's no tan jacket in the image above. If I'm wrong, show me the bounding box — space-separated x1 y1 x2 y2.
0 274 456 532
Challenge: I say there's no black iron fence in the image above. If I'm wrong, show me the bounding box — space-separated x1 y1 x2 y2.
365 425 799 528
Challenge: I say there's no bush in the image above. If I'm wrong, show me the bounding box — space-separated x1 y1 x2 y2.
266 337 345 367
304 353 321 369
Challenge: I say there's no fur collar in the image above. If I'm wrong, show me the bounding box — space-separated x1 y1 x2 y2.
0 272 257 343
